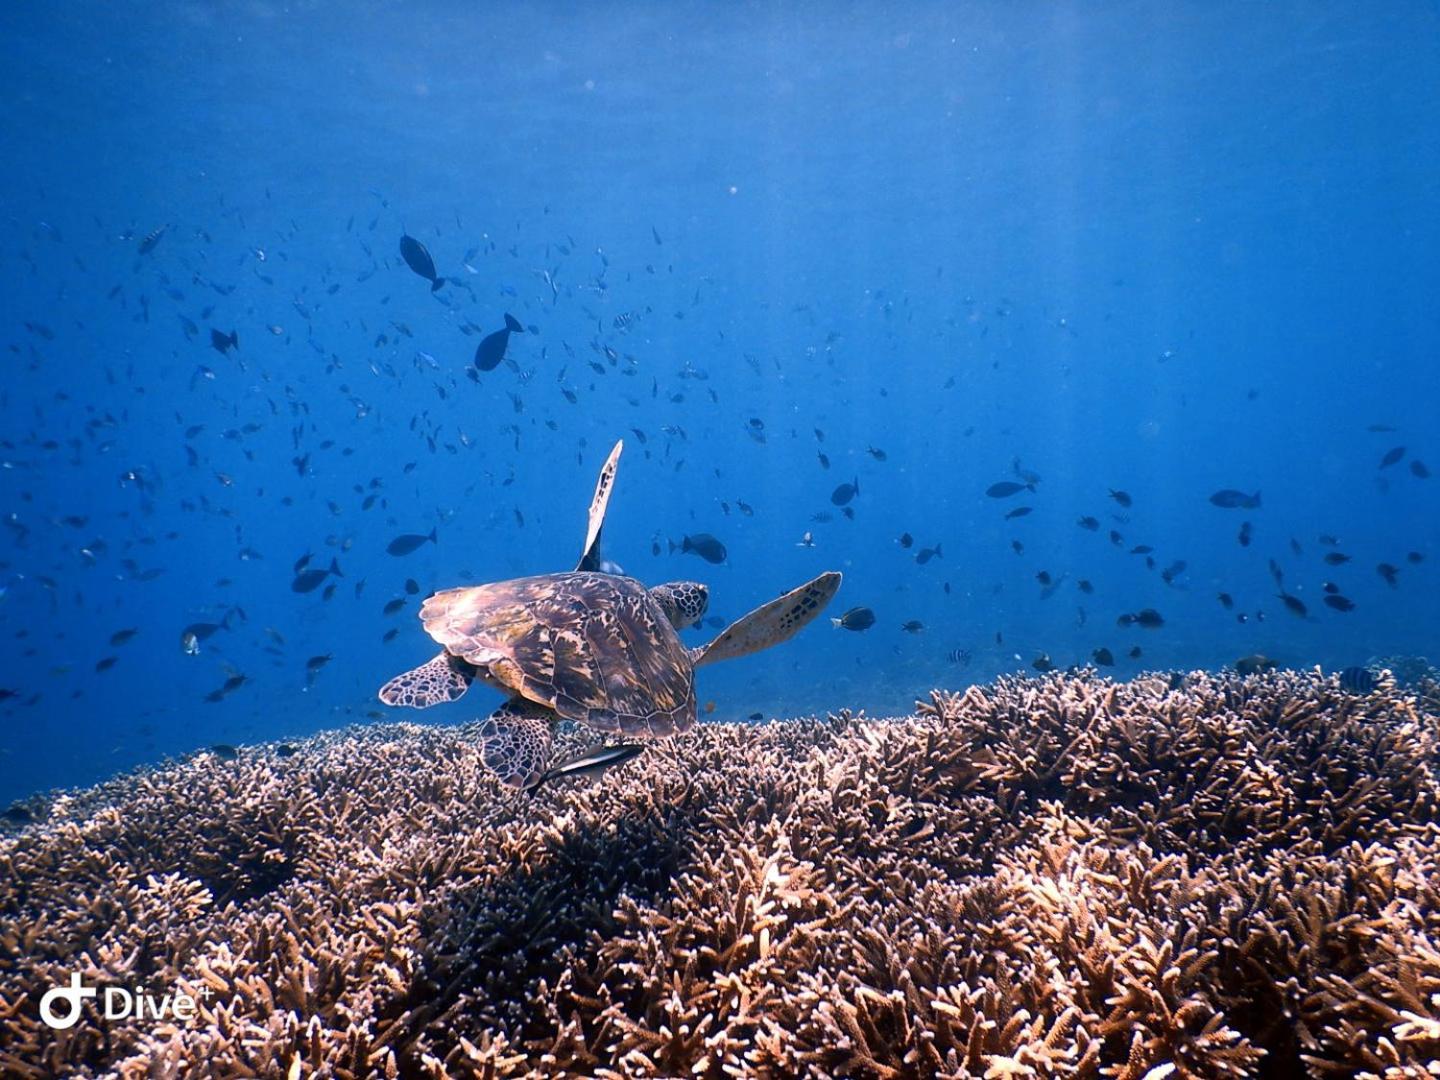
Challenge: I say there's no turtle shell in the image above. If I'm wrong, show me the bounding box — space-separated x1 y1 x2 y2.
418 571 696 737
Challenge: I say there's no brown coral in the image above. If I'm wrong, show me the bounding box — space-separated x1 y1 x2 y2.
0 670 1436 1078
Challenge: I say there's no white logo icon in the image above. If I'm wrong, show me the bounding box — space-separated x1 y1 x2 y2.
38 974 202 1030
39 973 96 1030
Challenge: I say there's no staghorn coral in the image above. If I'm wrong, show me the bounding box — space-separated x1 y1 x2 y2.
0 670 1437 1078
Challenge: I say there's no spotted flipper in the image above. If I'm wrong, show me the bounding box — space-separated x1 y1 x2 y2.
377 651 475 708
576 440 623 572
693 571 842 669
478 698 554 789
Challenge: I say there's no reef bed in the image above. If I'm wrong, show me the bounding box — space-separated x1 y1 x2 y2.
2 669 1439 1078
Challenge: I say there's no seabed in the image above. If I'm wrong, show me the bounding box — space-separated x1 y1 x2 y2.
2 667 1438 1078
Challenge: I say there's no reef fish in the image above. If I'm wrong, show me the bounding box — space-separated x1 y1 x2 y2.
830 479 860 506
1337 666 1377 693
672 533 727 564
399 234 444 291
986 481 1033 498
531 744 645 792
1209 489 1261 509
474 313 523 372
832 606 876 631
387 529 437 557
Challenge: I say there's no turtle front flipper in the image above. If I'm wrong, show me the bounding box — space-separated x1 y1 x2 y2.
478 698 554 789
378 651 475 707
576 439 623 571
693 571 842 668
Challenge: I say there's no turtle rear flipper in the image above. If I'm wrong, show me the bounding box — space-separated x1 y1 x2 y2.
576 440 623 572
479 698 553 789
378 651 475 707
693 571 842 669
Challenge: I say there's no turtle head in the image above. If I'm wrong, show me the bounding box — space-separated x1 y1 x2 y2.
650 581 709 629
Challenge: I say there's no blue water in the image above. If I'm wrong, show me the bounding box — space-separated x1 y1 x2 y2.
1 2 1437 804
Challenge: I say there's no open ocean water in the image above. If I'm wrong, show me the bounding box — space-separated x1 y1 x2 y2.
2 1 1437 804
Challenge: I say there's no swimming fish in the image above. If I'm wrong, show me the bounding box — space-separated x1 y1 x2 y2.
1378 446 1405 468
832 606 876 631
399 234 444 291
1235 654 1278 675
1337 666 1377 693
137 224 169 254
1209 490 1261 509
1108 489 1132 507
672 533 727 564
1092 647 1114 666
529 743 645 793
387 528 437 556
830 479 860 506
474 313 524 372
210 328 239 354
900 620 925 633
986 481 1033 498
292 558 342 593
915 545 942 565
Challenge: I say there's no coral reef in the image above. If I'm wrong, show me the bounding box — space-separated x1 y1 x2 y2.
1 670 1438 1078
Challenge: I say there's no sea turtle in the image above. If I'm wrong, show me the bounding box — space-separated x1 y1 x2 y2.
378 440 841 790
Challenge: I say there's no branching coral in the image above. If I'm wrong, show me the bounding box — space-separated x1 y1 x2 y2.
0 671 1436 1077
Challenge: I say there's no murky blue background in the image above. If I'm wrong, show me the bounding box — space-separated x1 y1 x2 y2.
2 1 1437 802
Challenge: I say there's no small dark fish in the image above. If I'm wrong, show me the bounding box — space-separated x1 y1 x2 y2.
1323 581 1340 594
404 578 420 595
109 628 139 646
830 479 860 506
1209 489 1261 509
305 654 332 672
399 234 444 291
474 313 523 372
866 446 887 461
672 533 727 564
947 647 971 665
747 712 764 722
1036 571 1053 586
1092 647 1114 667
1237 521 1252 547
209 743 239 761
897 532 914 549
1108 489 1132 507
1378 446 1406 468
1235 654 1277 676
530 743 646 793
137 224 169 254
387 528 437 557
817 452 830 469
1117 608 1165 629
901 620 925 633
1031 653 1055 672
382 598 408 616
1005 506 1033 520
292 558 342 593
1078 580 1094 594
1217 592 1234 610
1337 666 1377 693
2 803 35 825
95 656 118 672
1128 646 1143 659
1377 563 1399 586
1323 552 1350 566
1323 594 1355 612
986 481 1033 499
1412 459 1431 479
832 606 876 631
1276 592 1308 618
210 328 239 354
1407 551 1425 564
1076 516 1099 532
915 545 942 565
275 743 300 757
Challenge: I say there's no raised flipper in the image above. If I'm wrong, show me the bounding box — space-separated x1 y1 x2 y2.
378 651 475 707
576 440 623 571
692 571 842 669
477 698 554 789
